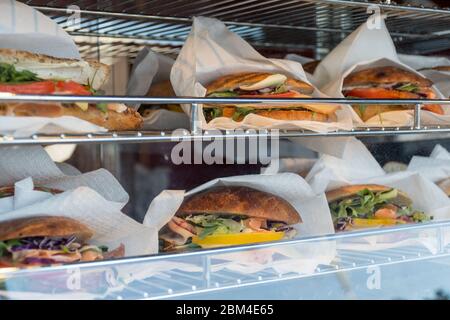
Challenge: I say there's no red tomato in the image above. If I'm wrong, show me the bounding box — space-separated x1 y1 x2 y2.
345 87 419 99
0 81 55 94
55 81 92 95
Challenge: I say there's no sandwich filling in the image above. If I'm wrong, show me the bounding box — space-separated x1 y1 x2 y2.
0 235 123 266
160 214 296 251
329 188 430 231
205 73 334 121
0 62 126 114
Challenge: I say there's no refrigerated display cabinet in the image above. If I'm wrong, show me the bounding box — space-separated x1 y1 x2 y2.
1 0 450 299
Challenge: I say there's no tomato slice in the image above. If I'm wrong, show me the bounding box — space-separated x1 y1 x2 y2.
192 231 285 248
0 81 56 94
55 81 92 95
239 91 299 98
345 88 419 99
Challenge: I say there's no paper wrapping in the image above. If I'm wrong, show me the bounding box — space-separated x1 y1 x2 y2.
0 1 107 136
143 173 336 275
399 54 450 98
284 53 317 84
408 144 450 183
306 138 450 252
127 48 190 130
314 16 448 126
170 16 353 132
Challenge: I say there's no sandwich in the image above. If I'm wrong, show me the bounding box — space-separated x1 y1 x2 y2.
203 72 338 122
303 60 320 74
418 66 450 72
342 66 444 121
326 184 430 231
141 80 184 117
159 186 301 251
0 49 142 131
0 216 124 268
0 185 61 198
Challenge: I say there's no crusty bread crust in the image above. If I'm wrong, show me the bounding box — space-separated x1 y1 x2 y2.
419 66 450 72
0 216 93 242
326 184 412 207
303 60 320 74
206 72 314 95
0 186 61 199
176 186 301 225
0 103 143 131
213 107 330 122
344 66 433 87
0 49 110 89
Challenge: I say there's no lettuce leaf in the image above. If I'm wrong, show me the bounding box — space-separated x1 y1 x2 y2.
330 188 399 220
232 107 254 121
207 91 239 97
396 83 419 93
186 215 244 239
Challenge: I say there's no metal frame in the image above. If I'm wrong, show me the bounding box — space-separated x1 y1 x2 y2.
1 219 449 300
24 0 450 58
1 95 449 144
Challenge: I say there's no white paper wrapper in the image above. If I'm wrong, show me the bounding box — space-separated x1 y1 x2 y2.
143 173 336 275
0 178 156 256
306 138 450 252
0 2 108 136
408 144 450 183
127 48 190 130
315 16 447 126
170 16 352 132
0 146 128 205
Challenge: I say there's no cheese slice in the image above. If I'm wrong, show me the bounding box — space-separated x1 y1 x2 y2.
239 74 287 91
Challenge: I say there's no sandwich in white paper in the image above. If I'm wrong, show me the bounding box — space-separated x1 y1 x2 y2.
171 16 352 132
399 54 450 98
0 2 142 136
284 53 318 84
306 137 450 252
143 173 335 275
127 48 189 130
0 178 157 258
314 15 447 126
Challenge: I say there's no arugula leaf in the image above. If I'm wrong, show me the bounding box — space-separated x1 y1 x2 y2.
0 242 8 257
0 63 40 83
396 83 419 93
273 84 288 94
207 91 239 97
232 107 254 121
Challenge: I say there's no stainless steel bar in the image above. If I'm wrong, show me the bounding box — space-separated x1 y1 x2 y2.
414 103 422 129
190 103 200 135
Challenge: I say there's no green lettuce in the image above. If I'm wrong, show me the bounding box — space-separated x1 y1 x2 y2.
185 215 244 239
330 188 399 220
0 63 40 83
207 91 239 97
396 83 419 93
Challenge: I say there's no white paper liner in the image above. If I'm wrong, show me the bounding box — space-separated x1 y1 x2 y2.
143 173 336 275
0 145 128 204
408 144 450 183
306 138 450 252
284 53 317 84
314 16 447 126
170 16 353 132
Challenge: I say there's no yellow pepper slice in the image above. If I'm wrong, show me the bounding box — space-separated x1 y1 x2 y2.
192 231 285 248
351 218 406 228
